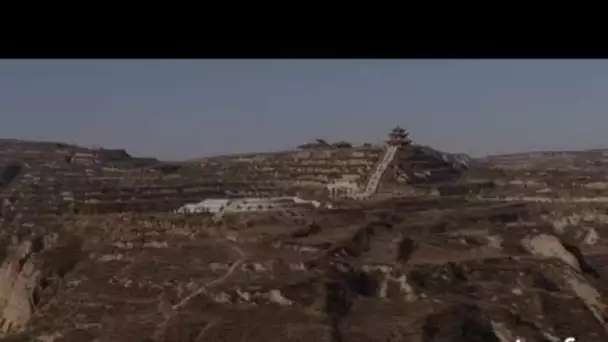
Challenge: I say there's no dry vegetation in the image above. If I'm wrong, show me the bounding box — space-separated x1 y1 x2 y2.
0 139 608 341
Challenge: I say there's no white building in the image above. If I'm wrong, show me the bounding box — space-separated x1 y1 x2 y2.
175 196 325 220
326 179 359 199
176 199 230 214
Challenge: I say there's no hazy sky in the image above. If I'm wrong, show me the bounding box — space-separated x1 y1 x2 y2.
1 59 607 160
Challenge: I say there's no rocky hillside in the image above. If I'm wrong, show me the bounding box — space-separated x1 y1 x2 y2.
1 136 607 341
3 198 608 342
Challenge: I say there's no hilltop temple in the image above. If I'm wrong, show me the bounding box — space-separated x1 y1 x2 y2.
326 126 414 200
387 126 412 146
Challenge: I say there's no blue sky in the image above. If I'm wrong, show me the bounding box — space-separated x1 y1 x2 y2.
0 59 606 160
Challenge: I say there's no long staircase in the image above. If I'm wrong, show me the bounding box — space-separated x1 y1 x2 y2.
354 144 399 199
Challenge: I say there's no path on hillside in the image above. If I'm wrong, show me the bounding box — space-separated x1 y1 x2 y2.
357 145 399 198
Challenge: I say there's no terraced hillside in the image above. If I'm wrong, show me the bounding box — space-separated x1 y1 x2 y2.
0 127 472 220
3 130 608 341
192 127 471 201
478 149 608 201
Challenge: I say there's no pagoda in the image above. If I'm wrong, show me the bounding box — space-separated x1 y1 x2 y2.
386 126 411 146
